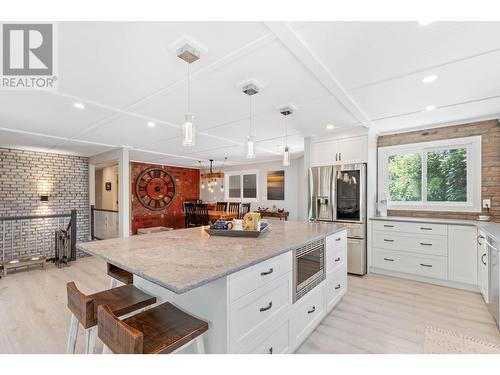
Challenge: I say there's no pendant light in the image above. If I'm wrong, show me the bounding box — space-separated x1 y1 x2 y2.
177 44 200 146
243 84 259 159
280 107 293 167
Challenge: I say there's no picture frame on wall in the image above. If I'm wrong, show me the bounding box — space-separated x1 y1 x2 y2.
267 170 285 200
105 182 112 191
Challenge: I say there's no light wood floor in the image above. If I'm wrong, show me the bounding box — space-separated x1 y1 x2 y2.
0 256 499 353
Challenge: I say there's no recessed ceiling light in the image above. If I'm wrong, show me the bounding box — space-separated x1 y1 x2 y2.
418 20 434 26
73 102 85 109
147 121 156 128
422 74 438 83
425 105 436 111
326 124 335 130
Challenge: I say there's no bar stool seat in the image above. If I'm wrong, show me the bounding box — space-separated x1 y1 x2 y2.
107 263 133 288
66 282 156 354
98 302 209 354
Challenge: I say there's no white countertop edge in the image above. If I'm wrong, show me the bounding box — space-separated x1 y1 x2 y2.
77 225 347 294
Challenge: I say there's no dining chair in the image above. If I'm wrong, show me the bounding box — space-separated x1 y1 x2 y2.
228 202 240 214
239 203 251 219
216 202 228 212
195 203 211 226
183 202 198 228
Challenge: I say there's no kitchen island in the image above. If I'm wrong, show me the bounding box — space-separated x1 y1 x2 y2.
77 221 347 353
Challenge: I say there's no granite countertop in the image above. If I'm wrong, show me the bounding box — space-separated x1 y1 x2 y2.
369 216 500 241
77 221 346 294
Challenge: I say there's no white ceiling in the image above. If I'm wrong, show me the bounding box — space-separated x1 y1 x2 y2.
1 21 499 168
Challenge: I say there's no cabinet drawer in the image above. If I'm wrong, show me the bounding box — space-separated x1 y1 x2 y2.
291 282 325 345
249 320 289 354
373 231 447 256
326 265 347 311
373 249 447 280
373 220 447 236
229 252 292 302
326 230 347 271
229 272 292 352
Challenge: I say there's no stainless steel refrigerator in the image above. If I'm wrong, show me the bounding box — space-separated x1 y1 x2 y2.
308 163 367 275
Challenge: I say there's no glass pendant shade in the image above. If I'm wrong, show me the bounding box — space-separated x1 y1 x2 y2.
183 113 195 146
246 136 255 159
283 146 290 166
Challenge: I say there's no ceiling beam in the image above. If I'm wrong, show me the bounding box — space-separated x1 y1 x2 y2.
264 22 374 129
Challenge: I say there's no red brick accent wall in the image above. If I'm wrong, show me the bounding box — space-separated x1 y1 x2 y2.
131 162 200 234
377 119 499 222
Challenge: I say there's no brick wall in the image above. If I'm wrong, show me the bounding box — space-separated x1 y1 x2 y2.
131 162 200 234
377 119 500 222
0 148 90 259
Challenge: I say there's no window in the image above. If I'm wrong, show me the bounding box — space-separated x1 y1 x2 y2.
378 136 481 212
225 170 259 201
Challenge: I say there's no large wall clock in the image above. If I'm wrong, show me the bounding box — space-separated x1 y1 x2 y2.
136 167 176 211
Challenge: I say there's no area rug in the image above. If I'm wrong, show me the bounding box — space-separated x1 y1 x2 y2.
424 326 500 354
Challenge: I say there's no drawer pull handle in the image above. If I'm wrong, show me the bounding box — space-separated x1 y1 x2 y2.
383 239 394 242
420 242 432 246
335 237 342 242
477 235 485 245
335 284 341 290
268 347 273 354
383 224 394 228
260 268 273 276
334 257 341 262
420 227 432 231
481 253 487 265
259 302 273 312
307 306 316 314
383 257 394 262
420 263 433 268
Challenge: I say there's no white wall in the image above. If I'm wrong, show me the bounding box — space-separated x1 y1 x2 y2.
200 157 304 221
95 165 119 210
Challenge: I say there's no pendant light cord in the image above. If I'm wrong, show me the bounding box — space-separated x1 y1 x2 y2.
187 64 191 113
284 114 288 147
249 95 254 137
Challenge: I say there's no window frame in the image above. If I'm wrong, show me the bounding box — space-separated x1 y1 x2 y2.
224 169 259 203
378 136 481 212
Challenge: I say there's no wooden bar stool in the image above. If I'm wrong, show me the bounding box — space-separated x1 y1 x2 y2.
107 263 134 288
66 282 156 354
97 302 209 354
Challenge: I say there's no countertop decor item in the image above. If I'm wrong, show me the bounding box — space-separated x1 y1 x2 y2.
205 222 269 238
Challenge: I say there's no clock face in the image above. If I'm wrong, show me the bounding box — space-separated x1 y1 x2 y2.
136 168 176 211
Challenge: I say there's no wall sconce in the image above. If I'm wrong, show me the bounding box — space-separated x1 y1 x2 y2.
40 195 49 202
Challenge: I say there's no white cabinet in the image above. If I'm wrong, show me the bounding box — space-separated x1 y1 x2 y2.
311 135 367 167
291 282 325 347
448 225 477 285
477 230 489 303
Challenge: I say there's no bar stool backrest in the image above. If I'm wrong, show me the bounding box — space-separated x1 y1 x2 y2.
97 304 144 354
216 202 227 211
67 281 95 328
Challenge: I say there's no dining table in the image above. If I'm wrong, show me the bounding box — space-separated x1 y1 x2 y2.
207 210 239 222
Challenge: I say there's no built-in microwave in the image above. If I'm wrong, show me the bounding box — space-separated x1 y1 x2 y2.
294 238 325 302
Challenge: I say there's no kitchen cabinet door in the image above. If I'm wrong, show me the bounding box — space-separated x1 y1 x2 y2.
336 136 367 164
448 225 477 285
311 140 338 167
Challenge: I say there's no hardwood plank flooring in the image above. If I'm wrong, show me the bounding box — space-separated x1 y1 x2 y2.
0 256 498 353
298 273 500 353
